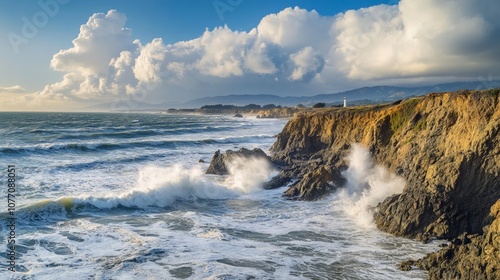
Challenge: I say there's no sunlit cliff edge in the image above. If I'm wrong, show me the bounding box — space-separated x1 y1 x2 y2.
268 89 500 278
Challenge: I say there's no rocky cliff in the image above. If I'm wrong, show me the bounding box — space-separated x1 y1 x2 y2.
268 89 500 278
414 200 500 279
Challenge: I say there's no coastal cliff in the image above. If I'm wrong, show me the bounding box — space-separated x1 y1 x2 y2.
268 89 500 277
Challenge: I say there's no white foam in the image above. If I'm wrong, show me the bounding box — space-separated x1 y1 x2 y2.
336 143 406 228
75 156 277 209
224 156 278 194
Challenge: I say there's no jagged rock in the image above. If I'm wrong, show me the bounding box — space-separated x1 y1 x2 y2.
205 150 226 175
263 173 291 190
398 260 418 271
234 113 243 118
414 200 500 280
283 167 345 200
205 148 271 175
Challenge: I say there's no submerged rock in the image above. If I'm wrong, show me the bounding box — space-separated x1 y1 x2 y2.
205 148 271 175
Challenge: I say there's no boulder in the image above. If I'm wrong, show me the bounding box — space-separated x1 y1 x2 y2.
206 148 271 175
283 167 345 200
413 200 500 279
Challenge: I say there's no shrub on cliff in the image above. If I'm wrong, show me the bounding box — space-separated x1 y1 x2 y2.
313 102 326 108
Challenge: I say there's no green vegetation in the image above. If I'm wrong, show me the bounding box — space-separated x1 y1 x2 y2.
414 118 427 132
263 104 277 109
485 88 500 97
390 98 421 133
404 135 416 145
313 102 326 108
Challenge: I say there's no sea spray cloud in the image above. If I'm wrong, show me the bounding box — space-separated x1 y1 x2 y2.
337 144 405 228
225 156 278 194
76 156 276 209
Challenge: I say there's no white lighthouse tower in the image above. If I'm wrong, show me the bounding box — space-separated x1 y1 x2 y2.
343 96 347 107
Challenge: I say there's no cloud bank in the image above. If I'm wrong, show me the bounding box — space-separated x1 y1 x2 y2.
10 0 500 110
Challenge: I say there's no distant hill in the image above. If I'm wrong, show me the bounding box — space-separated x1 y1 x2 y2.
179 81 500 108
81 81 500 111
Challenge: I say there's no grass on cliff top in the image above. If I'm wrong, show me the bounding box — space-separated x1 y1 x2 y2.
390 97 422 133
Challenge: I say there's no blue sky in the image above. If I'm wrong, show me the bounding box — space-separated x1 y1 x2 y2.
1 0 394 91
0 0 499 111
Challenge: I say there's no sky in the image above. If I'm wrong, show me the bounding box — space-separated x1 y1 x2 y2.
0 0 499 111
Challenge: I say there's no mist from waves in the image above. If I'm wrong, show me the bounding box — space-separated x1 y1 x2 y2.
335 143 406 228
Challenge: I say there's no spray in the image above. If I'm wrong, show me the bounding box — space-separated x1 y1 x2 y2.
337 144 405 228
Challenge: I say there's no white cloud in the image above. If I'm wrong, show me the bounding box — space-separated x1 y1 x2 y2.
17 0 500 110
289 46 324 81
244 42 278 74
51 10 133 76
0 85 26 93
133 38 167 84
332 0 500 80
195 26 254 78
257 7 332 52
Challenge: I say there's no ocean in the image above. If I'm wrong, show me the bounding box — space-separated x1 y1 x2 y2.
0 112 440 279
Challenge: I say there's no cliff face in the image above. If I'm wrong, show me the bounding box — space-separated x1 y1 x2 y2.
251 107 301 118
269 89 500 277
417 200 500 279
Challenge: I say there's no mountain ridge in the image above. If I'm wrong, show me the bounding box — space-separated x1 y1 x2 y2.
179 81 500 108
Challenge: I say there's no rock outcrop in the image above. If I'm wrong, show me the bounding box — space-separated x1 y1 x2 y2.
283 167 345 200
267 89 500 278
416 200 500 279
253 107 300 118
206 148 271 175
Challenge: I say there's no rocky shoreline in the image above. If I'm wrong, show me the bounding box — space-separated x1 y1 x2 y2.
163 107 303 118
207 89 500 279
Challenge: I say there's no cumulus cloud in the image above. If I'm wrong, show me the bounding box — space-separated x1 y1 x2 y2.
195 26 254 77
289 46 324 81
332 0 500 80
133 38 167 84
23 0 500 109
51 10 133 76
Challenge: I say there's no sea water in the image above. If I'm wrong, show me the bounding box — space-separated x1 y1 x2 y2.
0 112 439 279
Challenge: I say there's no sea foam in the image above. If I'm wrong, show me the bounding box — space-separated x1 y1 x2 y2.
336 143 405 228
74 155 277 209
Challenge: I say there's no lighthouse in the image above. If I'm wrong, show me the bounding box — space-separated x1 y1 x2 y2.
344 96 347 107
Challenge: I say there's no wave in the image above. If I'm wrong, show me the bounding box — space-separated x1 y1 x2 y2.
9 158 276 221
28 123 253 140
0 135 273 155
